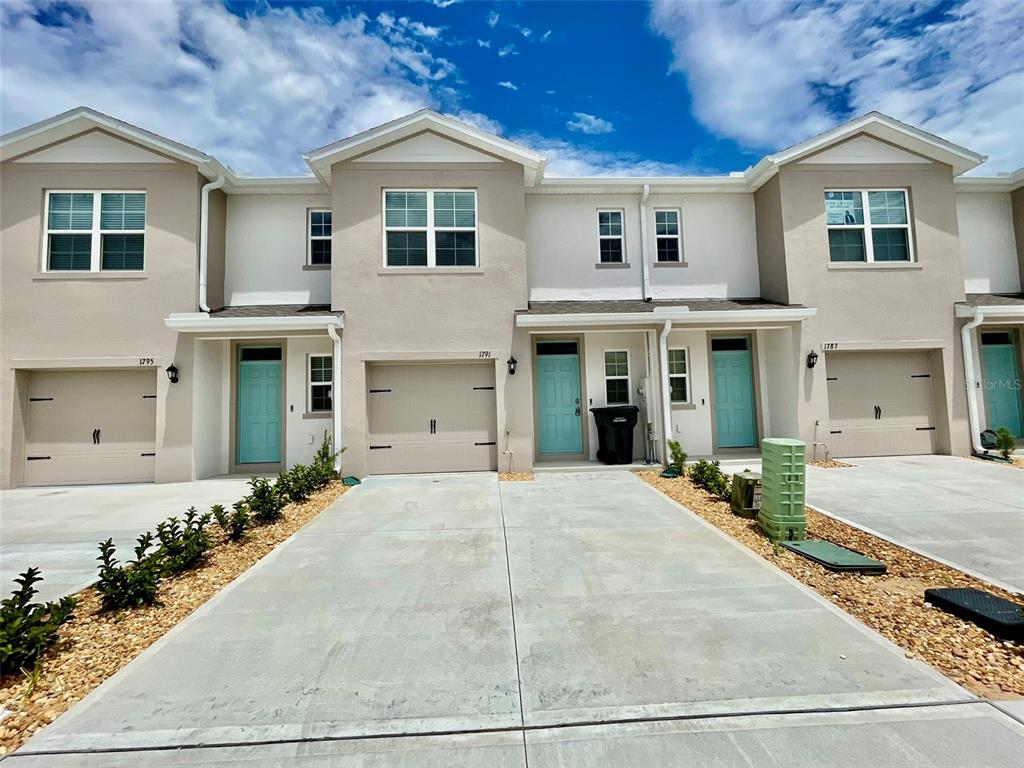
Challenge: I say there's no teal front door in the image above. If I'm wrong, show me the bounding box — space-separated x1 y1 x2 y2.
982 332 1023 437
537 345 582 455
712 338 757 448
237 349 282 464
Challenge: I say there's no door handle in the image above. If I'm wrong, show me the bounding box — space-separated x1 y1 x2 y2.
575 407 580 416
92 428 99 445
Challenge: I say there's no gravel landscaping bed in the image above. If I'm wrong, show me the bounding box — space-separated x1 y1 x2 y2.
499 471 535 481
0 481 348 756
808 459 854 468
639 471 1024 700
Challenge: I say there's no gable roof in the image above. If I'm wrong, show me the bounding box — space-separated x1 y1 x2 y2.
303 109 547 186
744 111 986 189
0 106 229 179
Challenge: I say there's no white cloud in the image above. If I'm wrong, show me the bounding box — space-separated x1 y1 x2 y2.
0 1 463 175
650 0 1024 173
498 43 518 57
566 112 615 135
452 110 503 135
487 11 500 28
497 80 519 91
430 0 461 7
517 25 532 39
540 30 552 42
514 133 697 177
476 38 491 48
545 89 556 95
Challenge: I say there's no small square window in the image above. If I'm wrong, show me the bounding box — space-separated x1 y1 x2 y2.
387 231 428 266
605 378 629 405
101 234 145 270
600 239 623 263
48 234 92 271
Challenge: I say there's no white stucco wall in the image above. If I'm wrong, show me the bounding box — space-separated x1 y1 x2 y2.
284 336 334 468
581 331 652 461
525 192 760 301
665 329 714 457
225 194 333 306
192 339 229 479
956 191 1021 294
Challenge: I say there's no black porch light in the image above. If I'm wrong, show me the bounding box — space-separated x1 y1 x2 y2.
166 363 179 384
507 355 518 376
806 350 819 370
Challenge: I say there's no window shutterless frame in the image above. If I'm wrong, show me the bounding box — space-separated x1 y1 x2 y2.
824 188 914 263
603 349 631 404
667 347 690 403
42 190 146 272
307 209 332 266
308 354 333 412
597 209 625 264
381 188 478 268
654 208 682 263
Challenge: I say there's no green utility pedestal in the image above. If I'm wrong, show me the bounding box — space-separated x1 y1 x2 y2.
757 438 807 541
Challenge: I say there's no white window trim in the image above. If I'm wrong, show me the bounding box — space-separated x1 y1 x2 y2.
654 208 682 263
597 209 626 264
308 353 333 413
307 208 332 266
667 347 690 404
603 349 631 405
42 190 147 272
381 189 478 268
824 188 914 263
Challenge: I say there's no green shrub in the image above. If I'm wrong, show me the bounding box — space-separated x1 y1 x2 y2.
221 501 250 542
995 426 1017 461
308 433 341 489
689 459 731 500
156 507 212 575
667 440 688 474
0 568 76 675
247 476 285 524
278 463 316 504
96 533 162 611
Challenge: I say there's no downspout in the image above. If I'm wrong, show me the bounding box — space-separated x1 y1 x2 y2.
198 174 226 312
327 321 344 472
639 183 651 301
658 319 673 463
960 308 985 454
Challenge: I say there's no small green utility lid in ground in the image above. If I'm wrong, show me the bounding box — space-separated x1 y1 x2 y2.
660 467 682 478
781 540 886 574
342 476 362 486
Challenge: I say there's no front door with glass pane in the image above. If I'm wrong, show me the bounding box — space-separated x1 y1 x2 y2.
712 337 757 449
981 331 1024 437
536 342 583 455
237 347 282 465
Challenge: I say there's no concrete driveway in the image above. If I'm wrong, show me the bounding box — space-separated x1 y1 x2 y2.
0 478 251 601
805 456 1024 593
11 472 1023 766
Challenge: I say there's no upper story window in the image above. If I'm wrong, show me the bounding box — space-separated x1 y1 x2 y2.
668 348 689 403
308 210 332 265
824 189 912 263
45 191 146 271
383 189 477 268
604 350 630 404
598 210 624 263
655 209 681 262
308 354 332 413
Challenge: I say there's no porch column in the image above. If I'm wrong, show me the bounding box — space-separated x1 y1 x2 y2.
658 319 673 464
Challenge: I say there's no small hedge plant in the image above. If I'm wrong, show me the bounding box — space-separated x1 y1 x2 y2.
689 459 731 500
96 533 162 611
212 501 250 542
156 508 212 575
667 440 688 475
0 568 76 675
995 426 1016 461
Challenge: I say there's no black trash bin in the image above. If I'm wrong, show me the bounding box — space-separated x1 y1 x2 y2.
590 405 640 465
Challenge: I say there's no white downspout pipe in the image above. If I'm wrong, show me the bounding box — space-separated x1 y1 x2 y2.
658 319 673 463
327 321 343 473
639 183 651 301
198 174 226 312
960 308 985 454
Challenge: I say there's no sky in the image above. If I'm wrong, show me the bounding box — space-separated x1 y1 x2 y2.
1 0 1022 178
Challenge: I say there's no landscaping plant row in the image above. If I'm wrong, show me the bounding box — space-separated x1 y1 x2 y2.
0 435 339 680
666 439 731 499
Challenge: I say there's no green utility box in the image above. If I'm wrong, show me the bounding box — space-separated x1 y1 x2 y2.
757 438 807 541
730 471 762 519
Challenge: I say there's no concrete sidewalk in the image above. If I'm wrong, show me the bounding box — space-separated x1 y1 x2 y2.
0 478 252 601
805 456 1024 592
11 472 1023 766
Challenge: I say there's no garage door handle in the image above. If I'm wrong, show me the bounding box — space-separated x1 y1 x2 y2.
92 428 100 445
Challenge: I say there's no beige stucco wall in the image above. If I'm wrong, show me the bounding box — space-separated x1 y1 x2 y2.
775 162 969 454
206 187 227 310
1012 187 1024 290
0 161 202 487
753 174 790 304
331 160 531 476
955 191 1021 294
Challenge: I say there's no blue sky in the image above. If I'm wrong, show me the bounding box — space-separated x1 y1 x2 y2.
2 0 1022 176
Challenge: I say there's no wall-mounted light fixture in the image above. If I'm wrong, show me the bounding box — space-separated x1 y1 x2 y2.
166 364 179 384
806 350 819 370
506 356 518 376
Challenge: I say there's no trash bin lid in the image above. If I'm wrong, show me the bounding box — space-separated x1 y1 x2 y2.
589 405 640 414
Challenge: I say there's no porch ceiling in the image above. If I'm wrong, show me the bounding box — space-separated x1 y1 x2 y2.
516 298 815 328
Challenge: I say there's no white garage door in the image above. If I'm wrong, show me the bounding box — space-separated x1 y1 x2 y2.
367 362 497 474
24 369 157 486
826 351 937 457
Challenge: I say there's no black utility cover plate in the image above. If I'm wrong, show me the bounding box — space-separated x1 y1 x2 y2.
924 587 1024 641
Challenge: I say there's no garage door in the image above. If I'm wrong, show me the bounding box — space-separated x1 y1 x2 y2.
24 369 157 485
367 362 497 474
826 351 937 457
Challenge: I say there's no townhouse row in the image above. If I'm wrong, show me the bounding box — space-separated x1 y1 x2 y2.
1 107 1022 488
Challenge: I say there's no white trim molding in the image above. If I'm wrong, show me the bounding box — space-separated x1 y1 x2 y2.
165 313 343 333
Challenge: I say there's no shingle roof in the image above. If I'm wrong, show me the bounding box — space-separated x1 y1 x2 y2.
521 298 804 315
210 304 342 318
959 293 1024 308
